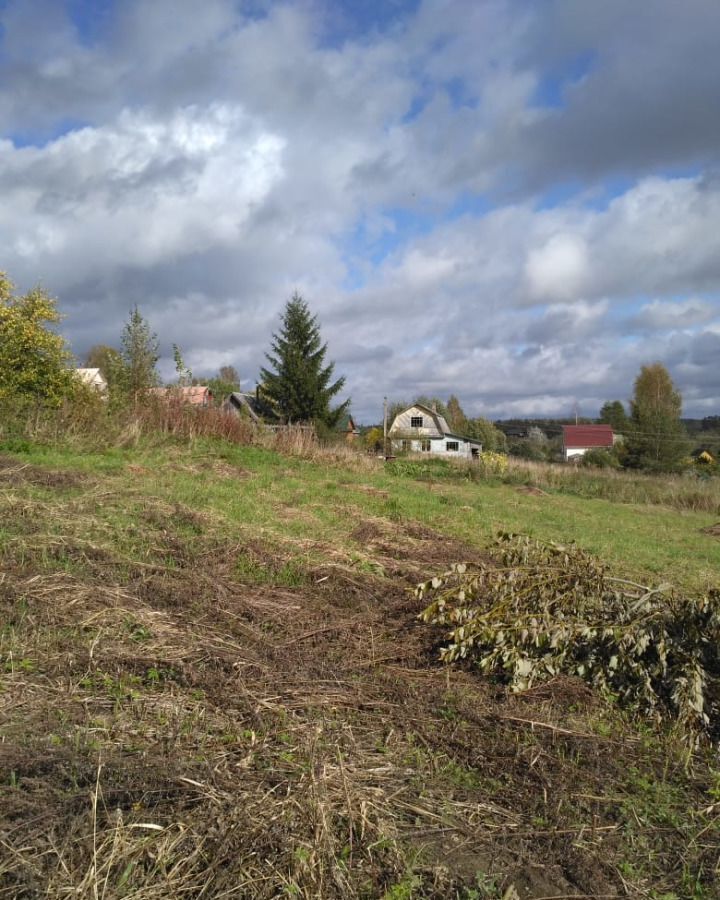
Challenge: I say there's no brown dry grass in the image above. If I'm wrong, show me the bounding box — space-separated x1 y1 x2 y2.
504 457 720 514
0 455 718 899
2 396 380 473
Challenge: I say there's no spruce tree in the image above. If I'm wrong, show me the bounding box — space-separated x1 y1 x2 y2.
260 293 349 426
599 400 628 433
116 306 160 399
626 363 689 471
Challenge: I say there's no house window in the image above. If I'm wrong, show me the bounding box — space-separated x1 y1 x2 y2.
420 440 431 452
446 441 459 452
410 416 423 428
401 439 411 451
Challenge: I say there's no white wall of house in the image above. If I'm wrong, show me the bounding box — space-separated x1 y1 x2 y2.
75 368 108 393
565 447 587 460
392 436 481 459
564 446 609 460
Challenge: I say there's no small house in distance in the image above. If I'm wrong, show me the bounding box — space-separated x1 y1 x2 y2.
223 389 278 423
388 403 482 459
562 424 614 461
75 368 107 394
338 413 360 443
150 386 213 406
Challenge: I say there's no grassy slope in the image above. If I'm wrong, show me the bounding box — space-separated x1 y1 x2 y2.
14 440 720 589
1 439 719 899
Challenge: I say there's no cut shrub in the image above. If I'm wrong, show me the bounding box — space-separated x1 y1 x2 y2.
418 533 720 745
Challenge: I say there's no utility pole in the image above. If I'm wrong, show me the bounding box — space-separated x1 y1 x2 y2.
383 396 388 459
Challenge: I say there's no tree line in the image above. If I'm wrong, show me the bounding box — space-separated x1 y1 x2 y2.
0 274 349 430
0 269 713 471
598 364 691 472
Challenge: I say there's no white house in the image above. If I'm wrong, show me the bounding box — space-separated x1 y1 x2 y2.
562 424 614 461
388 403 482 459
75 368 108 394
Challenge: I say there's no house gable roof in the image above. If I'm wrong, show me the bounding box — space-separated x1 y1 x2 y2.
562 424 614 449
337 412 358 433
75 367 106 387
151 385 212 405
225 391 279 422
388 402 450 434
389 403 481 444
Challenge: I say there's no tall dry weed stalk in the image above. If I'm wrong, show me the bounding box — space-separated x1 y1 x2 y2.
505 457 720 514
0 396 379 472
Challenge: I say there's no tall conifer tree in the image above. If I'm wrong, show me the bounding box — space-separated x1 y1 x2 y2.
260 293 349 426
599 400 628 433
116 307 160 399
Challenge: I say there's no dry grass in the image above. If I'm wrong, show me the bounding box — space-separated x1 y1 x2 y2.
504 458 720 514
0 450 718 898
0 397 380 476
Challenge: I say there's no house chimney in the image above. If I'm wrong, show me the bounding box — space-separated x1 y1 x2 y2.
432 402 437 413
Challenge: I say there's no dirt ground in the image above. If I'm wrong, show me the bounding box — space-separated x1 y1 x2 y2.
0 459 717 898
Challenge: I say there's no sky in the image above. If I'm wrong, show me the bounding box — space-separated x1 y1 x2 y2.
1 0 719 423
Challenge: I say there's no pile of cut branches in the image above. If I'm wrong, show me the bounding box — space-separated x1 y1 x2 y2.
418 533 720 744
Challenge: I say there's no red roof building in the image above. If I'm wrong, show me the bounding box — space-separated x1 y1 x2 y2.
150 386 213 406
562 425 614 460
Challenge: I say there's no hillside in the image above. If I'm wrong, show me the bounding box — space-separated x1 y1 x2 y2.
1 440 719 898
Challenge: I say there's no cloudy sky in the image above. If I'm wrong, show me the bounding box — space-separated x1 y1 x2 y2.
2 0 719 422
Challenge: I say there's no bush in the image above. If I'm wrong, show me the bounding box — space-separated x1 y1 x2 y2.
418 534 720 745
477 451 508 476
581 448 620 469
508 439 547 461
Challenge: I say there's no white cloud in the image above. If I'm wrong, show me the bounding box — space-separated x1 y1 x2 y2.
0 104 285 286
0 0 718 420
525 233 589 301
633 298 717 331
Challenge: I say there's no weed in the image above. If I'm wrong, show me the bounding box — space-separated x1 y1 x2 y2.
462 873 500 898
382 872 422 899
235 551 307 587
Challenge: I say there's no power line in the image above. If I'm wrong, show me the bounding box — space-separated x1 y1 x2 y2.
499 423 712 443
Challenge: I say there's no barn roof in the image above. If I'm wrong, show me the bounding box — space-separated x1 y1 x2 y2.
151 385 212 405
562 424 614 448
75 367 106 384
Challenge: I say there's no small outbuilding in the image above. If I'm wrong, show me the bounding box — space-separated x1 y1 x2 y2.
222 390 277 423
562 424 614 461
338 413 360 443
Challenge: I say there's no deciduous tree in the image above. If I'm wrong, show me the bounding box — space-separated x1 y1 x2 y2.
208 365 241 401
626 363 689 471
466 417 507 452
0 273 76 405
445 395 468 433
260 293 348 426
219 365 240 387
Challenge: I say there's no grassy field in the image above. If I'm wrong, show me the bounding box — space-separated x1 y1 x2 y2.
9 439 719 589
1 437 719 898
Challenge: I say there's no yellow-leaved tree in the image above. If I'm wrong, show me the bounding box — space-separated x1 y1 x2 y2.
0 272 77 406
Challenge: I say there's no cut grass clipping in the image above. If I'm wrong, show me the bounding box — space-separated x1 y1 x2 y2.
418 533 720 746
